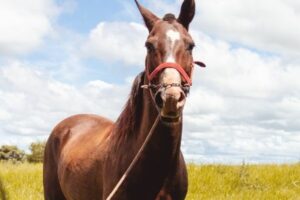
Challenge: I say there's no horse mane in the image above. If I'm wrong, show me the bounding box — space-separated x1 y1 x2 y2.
114 72 145 137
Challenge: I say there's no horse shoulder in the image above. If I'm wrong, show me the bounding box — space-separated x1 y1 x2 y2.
47 114 113 153
45 114 114 199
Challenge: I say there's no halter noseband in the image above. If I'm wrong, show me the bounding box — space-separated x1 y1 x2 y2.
142 61 206 92
147 62 193 86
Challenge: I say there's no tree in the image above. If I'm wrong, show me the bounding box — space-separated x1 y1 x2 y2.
0 145 26 162
27 141 46 163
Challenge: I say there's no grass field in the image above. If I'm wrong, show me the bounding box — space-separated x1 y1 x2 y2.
0 162 299 200
187 164 300 200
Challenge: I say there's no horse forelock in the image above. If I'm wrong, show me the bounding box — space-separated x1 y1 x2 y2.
163 13 176 23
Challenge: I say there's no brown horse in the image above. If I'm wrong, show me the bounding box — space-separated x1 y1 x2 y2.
43 0 204 199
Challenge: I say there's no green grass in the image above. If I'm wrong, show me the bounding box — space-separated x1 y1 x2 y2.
0 162 299 200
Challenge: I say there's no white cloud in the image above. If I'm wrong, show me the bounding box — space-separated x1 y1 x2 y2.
191 30 300 99
183 124 300 164
0 0 59 55
82 22 147 66
2 16 300 162
185 87 225 115
0 61 129 147
182 27 300 163
1 0 300 163
195 0 300 58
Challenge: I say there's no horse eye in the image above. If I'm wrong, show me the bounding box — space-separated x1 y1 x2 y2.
187 43 195 52
145 42 155 53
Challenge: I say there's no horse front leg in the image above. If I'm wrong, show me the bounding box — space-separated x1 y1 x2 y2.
155 153 188 200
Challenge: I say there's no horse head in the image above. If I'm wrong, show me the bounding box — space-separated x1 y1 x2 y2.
135 0 204 122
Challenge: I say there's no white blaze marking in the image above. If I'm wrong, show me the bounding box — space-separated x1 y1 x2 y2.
161 68 181 84
166 29 180 62
160 30 182 99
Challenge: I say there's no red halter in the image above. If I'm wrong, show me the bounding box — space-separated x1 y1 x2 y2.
147 62 192 85
146 61 206 86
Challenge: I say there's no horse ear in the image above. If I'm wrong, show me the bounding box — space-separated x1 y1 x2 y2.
134 0 159 32
177 0 195 30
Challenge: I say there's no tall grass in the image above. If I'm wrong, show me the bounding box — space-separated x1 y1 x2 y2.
187 163 300 200
0 162 43 200
0 162 299 199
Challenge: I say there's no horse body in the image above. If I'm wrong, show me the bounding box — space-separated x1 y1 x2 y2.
44 73 187 200
44 0 201 199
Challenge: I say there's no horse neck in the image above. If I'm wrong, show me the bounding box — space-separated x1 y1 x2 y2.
106 73 183 199
137 82 183 155
138 89 184 161
117 72 183 155
111 72 183 158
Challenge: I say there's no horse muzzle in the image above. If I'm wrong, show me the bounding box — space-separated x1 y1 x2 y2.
155 86 186 122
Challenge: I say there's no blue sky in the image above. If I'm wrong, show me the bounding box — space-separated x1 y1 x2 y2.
0 0 300 163
57 0 125 32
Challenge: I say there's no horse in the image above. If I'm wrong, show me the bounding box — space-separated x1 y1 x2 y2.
43 0 205 199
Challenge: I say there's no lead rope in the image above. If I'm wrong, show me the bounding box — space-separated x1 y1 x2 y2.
106 85 160 200
106 115 160 200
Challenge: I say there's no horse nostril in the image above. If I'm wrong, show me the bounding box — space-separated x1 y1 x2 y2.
178 91 186 103
176 91 186 109
155 89 186 110
154 91 164 108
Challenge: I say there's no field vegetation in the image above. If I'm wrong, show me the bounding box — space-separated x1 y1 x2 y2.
0 162 299 200
187 163 300 200
0 162 43 200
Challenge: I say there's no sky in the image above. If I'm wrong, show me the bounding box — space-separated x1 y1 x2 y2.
0 0 300 164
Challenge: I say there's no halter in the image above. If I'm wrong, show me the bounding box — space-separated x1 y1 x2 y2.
141 61 205 93
147 62 193 86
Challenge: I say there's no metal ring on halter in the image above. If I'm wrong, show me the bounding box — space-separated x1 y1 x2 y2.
140 60 207 95
141 83 190 95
